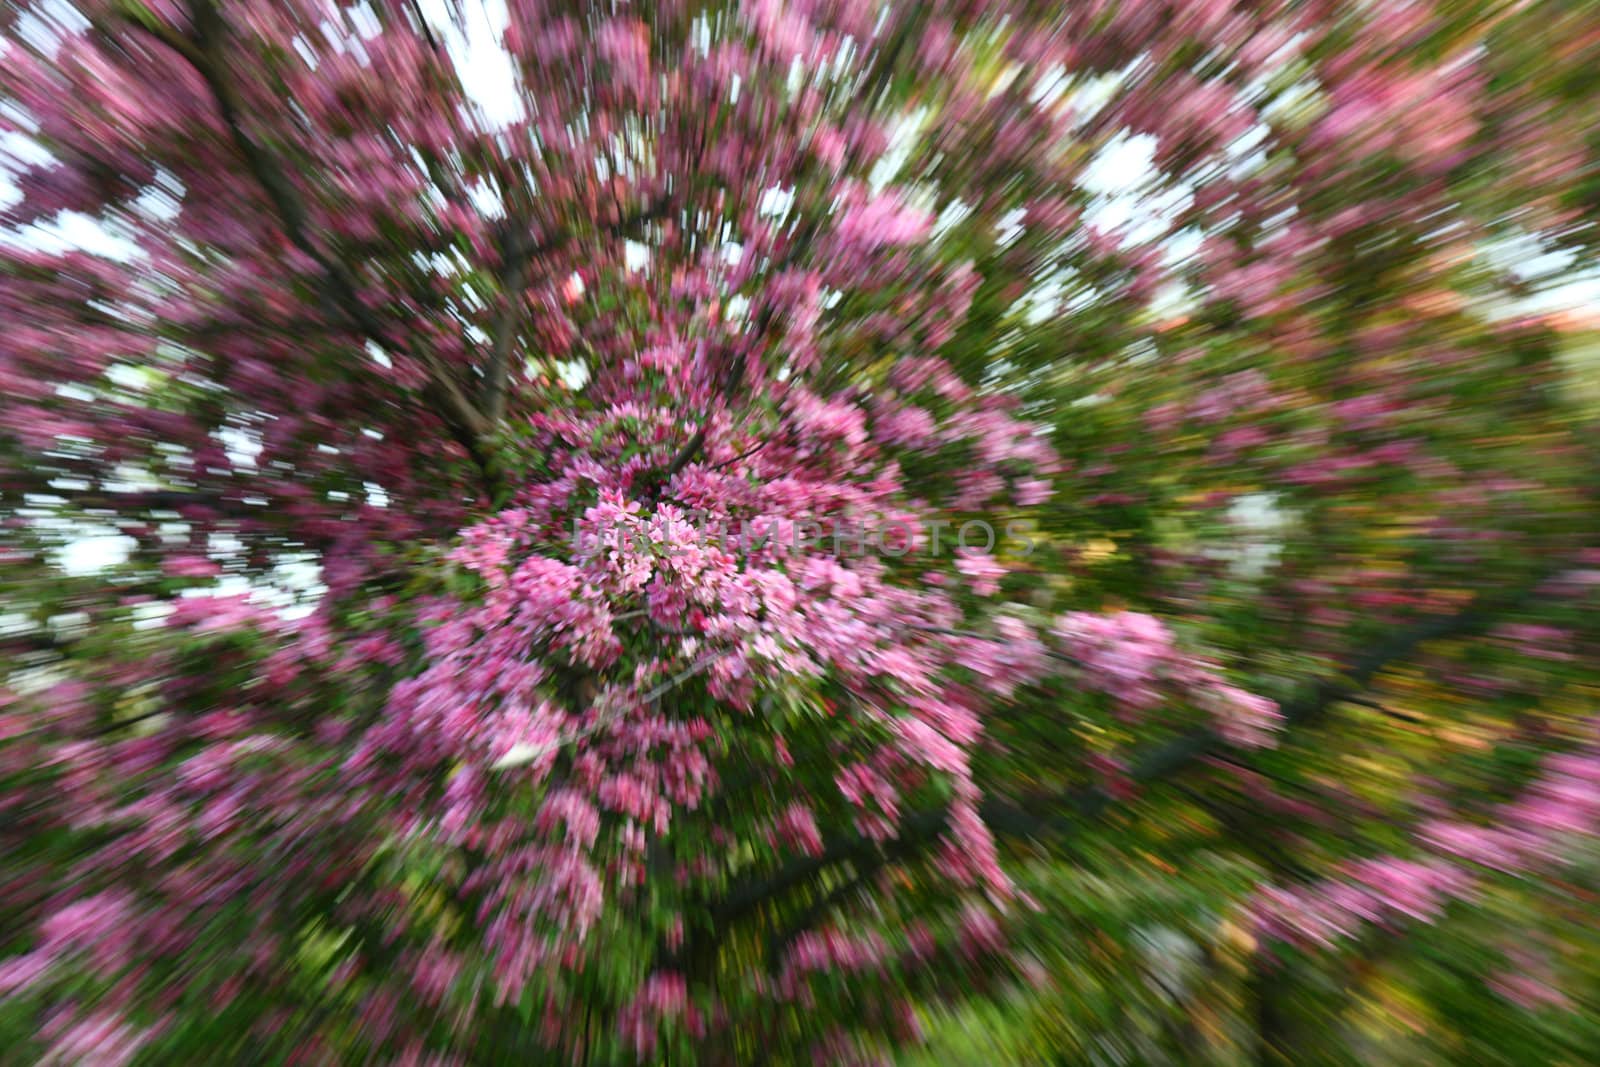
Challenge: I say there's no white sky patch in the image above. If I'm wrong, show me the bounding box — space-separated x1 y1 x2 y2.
1078 132 1159 234
491 741 545 769
932 199 973 240
57 532 136 575
1224 122 1272 181
1021 272 1066 325
414 0 523 128
346 1 382 39
868 110 926 195
624 240 650 272
103 465 162 494
3 211 142 260
1483 231 1600 311
758 186 794 219
555 360 589 390
469 179 507 219
1219 492 1289 579
1065 70 1130 132
130 601 175 631
0 611 37 638
996 206 1027 247
1523 275 1600 312
1030 64 1072 109
0 129 50 211
106 363 160 391
209 532 244 557
216 427 263 468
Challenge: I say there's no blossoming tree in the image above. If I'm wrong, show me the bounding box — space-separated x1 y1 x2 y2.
2 0 1598 1063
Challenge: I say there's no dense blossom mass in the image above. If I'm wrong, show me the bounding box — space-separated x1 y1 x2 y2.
2 0 1599 1063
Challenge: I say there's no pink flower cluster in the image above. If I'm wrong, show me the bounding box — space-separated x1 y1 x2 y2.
1053 611 1281 746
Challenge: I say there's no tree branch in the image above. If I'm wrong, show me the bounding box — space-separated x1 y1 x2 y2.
481 194 676 425
490 652 724 770
658 423 708 485
691 573 1552 961
406 0 440 52
481 237 538 429
124 1 504 502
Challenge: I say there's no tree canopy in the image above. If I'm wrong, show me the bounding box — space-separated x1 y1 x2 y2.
2 1 1599 1063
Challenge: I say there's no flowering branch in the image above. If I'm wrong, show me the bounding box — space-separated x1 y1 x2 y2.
482 195 674 426
491 652 725 770
122 0 504 500
693 573 1553 965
